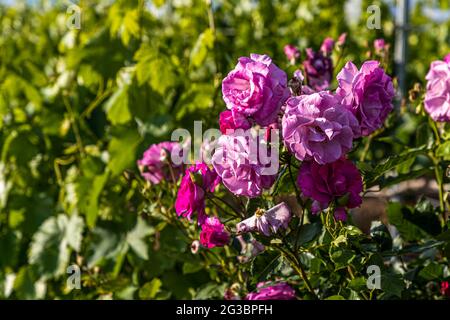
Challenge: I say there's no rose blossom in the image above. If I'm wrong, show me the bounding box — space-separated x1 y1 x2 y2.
441 281 450 297
423 59 450 122
282 92 360 164
303 48 333 91
337 33 347 47
284 44 300 63
137 142 183 184
444 53 450 64
212 132 277 197
336 60 395 136
297 158 363 218
246 282 296 300
374 39 386 54
320 37 335 56
222 54 289 126
175 162 221 224
219 110 251 134
236 202 291 236
199 216 230 249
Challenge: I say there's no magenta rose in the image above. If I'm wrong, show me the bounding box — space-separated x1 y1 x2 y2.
336 60 395 136
137 142 183 184
297 158 363 219
282 92 360 164
441 281 450 297
320 37 335 56
424 60 450 122
444 53 450 64
219 110 251 134
175 162 221 224
303 48 333 91
212 132 277 197
222 54 289 126
200 216 230 249
246 282 296 300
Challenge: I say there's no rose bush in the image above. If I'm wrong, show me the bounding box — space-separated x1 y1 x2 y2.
0 0 449 301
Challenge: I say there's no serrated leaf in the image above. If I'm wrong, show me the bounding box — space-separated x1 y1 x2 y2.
126 217 154 260
190 29 214 68
105 85 132 125
28 214 84 278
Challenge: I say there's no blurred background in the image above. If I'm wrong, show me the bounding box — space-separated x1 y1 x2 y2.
0 0 449 299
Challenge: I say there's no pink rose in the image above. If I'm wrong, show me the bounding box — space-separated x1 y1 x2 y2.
336 60 395 136
200 216 230 249
137 142 183 184
175 162 221 224
297 158 363 218
282 92 360 164
212 132 277 197
219 110 251 134
444 53 450 64
222 54 289 126
424 60 450 122
246 282 296 300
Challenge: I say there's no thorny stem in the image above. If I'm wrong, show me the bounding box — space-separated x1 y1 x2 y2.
207 196 240 219
63 96 85 157
207 193 243 218
275 244 318 299
288 156 304 208
428 119 447 225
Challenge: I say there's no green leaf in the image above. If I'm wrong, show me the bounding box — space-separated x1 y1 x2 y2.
330 248 356 271
139 278 162 299
182 262 203 274
28 214 84 278
292 223 322 246
105 85 132 125
190 29 215 68
436 141 450 160
87 226 127 268
126 217 154 260
13 267 46 299
386 202 430 242
418 262 443 280
348 277 367 291
107 127 142 176
381 272 404 298
325 295 345 300
195 282 228 300
86 171 109 229
361 147 428 188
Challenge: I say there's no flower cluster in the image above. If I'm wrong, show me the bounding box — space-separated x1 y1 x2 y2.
140 41 397 300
